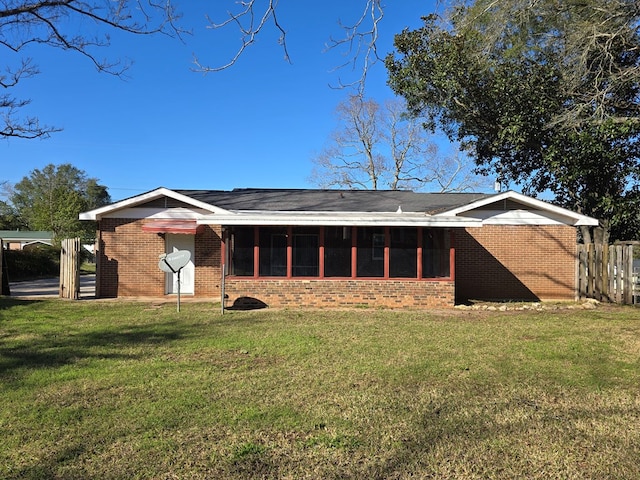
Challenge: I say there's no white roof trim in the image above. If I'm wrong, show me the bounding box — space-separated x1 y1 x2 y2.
79 188 231 220
436 190 599 226
198 210 483 227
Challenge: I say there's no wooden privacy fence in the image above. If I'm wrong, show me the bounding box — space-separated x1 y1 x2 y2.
60 237 81 299
577 243 637 304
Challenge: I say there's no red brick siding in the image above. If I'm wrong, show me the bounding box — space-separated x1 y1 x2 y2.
96 219 576 306
224 278 454 309
194 225 222 296
96 219 221 298
455 225 577 302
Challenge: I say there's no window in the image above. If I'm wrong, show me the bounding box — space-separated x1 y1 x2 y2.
390 227 417 278
228 226 452 280
324 226 351 277
230 227 254 276
357 227 384 277
259 227 287 276
372 233 385 260
423 229 450 278
292 228 319 277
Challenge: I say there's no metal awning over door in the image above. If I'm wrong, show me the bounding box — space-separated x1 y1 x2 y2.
141 220 204 235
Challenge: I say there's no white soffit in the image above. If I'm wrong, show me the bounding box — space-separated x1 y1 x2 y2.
79 187 230 220
197 211 483 227
465 209 567 225
98 207 213 220
436 191 599 226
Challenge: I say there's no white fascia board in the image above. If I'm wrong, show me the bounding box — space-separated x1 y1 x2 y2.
197 211 483 227
98 207 213 220
436 190 599 226
79 187 230 220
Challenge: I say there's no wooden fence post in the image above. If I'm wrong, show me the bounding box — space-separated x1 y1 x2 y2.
0 239 6 296
60 238 81 300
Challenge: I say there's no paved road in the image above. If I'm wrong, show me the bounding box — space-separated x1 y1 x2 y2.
8 275 96 299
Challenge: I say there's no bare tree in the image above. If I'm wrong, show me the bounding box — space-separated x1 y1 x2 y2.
310 95 489 192
1 1 182 140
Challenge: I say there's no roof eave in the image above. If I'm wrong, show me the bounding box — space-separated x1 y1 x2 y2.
79 187 231 220
437 190 600 226
198 212 482 227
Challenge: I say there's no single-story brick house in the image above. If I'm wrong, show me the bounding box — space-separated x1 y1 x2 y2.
79 187 598 308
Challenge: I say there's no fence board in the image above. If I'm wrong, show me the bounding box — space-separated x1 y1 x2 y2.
60 238 81 300
615 245 623 303
578 243 635 305
608 245 615 302
625 246 634 304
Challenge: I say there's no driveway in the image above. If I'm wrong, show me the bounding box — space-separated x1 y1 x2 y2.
8 275 96 299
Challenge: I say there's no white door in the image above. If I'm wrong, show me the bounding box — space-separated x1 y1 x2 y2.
165 234 195 295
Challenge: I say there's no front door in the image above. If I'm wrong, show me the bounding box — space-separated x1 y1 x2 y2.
165 234 195 295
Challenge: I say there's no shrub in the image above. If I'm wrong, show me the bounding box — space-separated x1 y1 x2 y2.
3 245 60 281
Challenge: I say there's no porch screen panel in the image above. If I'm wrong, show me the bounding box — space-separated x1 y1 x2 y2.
390 227 417 278
422 228 451 278
292 227 319 277
324 226 351 277
357 227 384 277
230 226 254 276
259 227 287 276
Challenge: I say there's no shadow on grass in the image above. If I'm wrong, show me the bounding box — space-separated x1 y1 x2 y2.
0 319 186 383
0 297 42 310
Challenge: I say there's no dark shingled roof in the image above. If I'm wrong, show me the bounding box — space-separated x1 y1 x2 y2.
174 189 496 214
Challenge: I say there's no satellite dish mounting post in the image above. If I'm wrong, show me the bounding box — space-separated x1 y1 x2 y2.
158 250 191 312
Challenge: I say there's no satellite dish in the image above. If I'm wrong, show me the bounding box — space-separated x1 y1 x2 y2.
158 259 173 273
159 250 191 273
158 250 192 313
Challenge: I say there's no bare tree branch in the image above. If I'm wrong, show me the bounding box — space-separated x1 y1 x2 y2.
194 1 384 95
325 0 384 95
0 1 183 140
193 0 289 72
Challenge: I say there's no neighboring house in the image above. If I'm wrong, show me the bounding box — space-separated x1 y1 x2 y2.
0 231 53 250
79 188 598 308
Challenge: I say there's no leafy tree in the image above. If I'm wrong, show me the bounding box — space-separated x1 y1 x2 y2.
10 164 111 242
450 0 640 129
0 200 23 230
310 95 488 192
386 4 640 243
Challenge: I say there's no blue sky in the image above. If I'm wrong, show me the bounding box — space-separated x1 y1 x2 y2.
1 1 467 202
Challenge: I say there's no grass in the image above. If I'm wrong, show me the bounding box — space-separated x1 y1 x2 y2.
1 299 639 479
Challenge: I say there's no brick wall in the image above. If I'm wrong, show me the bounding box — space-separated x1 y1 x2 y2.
96 219 576 305
96 219 221 298
224 278 454 309
455 225 577 302
194 224 222 296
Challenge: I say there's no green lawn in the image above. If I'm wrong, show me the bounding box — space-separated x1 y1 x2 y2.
1 299 639 479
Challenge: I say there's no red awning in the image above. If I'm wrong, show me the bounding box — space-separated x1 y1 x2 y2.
141 220 203 235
